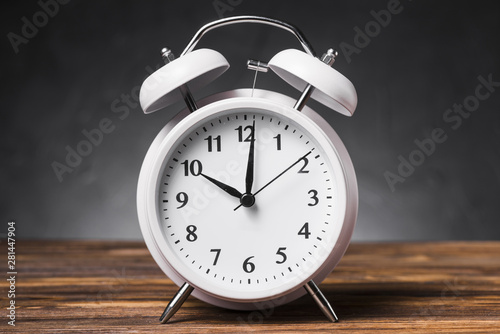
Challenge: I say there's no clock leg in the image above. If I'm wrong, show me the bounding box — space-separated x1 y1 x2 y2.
304 280 338 323
293 49 338 112
159 282 194 324
161 48 199 113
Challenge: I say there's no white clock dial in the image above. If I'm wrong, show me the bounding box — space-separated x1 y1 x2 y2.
145 98 349 302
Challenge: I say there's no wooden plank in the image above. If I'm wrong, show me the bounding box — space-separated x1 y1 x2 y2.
2 241 499 333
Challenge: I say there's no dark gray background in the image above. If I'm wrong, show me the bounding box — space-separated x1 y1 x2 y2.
2 0 499 240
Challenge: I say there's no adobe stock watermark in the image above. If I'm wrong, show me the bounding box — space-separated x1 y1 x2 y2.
51 62 164 182
86 267 130 317
237 237 333 327
7 0 71 54
412 277 465 318
177 159 243 224
177 121 287 224
339 0 412 64
213 0 243 19
384 73 499 192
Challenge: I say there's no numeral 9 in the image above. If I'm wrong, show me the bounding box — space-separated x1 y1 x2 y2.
176 192 188 208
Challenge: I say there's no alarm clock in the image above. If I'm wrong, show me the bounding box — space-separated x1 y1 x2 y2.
136 16 358 323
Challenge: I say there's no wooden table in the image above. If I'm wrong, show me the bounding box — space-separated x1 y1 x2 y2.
4 241 500 333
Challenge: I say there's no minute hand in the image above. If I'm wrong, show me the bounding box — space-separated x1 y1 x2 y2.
234 150 312 211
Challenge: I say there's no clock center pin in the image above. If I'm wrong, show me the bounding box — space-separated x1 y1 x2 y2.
240 193 256 208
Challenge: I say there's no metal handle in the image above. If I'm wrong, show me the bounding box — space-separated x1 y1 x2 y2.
181 15 316 57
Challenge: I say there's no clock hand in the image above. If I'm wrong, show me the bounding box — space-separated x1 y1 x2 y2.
244 120 256 195
234 150 312 211
200 173 242 199
253 150 312 197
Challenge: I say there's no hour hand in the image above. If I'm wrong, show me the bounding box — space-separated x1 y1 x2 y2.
200 173 242 199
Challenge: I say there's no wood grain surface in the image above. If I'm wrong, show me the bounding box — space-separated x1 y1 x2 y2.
2 241 499 333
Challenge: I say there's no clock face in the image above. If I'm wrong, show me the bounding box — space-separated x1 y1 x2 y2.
145 99 348 301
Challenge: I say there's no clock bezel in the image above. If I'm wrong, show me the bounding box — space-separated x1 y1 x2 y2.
137 89 358 310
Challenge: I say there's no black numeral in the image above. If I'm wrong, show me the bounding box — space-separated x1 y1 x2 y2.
275 247 287 264
235 125 253 142
181 160 203 176
186 225 197 242
204 135 221 152
176 192 188 208
210 249 221 265
308 190 319 206
243 256 255 273
273 134 282 150
298 222 311 239
298 157 310 173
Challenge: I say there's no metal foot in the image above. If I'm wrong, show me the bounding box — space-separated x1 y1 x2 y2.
304 280 338 322
159 282 194 324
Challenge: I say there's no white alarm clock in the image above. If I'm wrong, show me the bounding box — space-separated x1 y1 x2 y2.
136 16 358 323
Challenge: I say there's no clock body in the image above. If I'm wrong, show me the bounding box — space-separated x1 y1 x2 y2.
137 89 357 310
